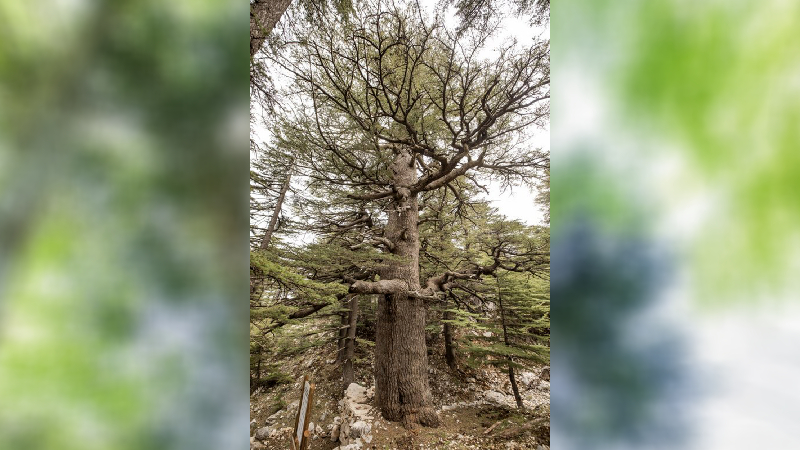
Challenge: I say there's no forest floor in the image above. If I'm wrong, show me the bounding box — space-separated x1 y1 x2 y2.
250 324 550 450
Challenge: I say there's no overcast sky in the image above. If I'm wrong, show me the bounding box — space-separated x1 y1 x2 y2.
438 1 550 226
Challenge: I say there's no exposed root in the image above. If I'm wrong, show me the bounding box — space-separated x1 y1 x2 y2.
398 407 440 429
418 407 441 428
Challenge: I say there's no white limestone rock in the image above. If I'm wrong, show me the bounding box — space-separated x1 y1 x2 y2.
350 420 371 438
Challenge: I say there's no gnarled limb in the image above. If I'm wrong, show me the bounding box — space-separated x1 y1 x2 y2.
349 279 408 295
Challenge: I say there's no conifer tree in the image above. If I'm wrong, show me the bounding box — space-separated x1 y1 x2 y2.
439 215 550 409
260 0 548 426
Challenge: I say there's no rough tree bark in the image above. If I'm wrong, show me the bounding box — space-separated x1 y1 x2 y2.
250 0 293 58
342 295 359 389
373 149 439 427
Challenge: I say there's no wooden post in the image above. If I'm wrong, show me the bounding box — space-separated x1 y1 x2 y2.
291 375 305 449
301 384 315 450
291 375 315 450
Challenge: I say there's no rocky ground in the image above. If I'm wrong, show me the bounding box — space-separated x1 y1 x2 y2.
250 329 550 450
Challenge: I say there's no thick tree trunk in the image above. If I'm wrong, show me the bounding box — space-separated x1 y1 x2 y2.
342 295 359 389
508 364 524 409
443 310 457 370
374 149 439 428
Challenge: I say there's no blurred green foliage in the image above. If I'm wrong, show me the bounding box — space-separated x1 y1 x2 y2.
554 0 800 304
617 0 800 303
552 0 800 448
0 1 248 449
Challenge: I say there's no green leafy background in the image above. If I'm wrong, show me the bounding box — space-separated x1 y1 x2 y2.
0 1 248 449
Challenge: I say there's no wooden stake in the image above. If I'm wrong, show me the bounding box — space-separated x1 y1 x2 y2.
290 375 315 450
300 384 315 450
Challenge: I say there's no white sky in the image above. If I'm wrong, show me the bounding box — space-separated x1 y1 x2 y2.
437 1 550 226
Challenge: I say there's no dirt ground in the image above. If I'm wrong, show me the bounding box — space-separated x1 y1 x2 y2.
250 325 550 450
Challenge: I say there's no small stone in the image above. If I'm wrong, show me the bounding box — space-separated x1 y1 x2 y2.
339 440 363 450
342 422 350 438
484 390 510 406
330 425 340 442
345 383 369 404
350 420 371 438
519 371 536 387
254 426 271 440
265 411 281 424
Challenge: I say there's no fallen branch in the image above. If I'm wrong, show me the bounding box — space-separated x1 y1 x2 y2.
484 419 503 435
